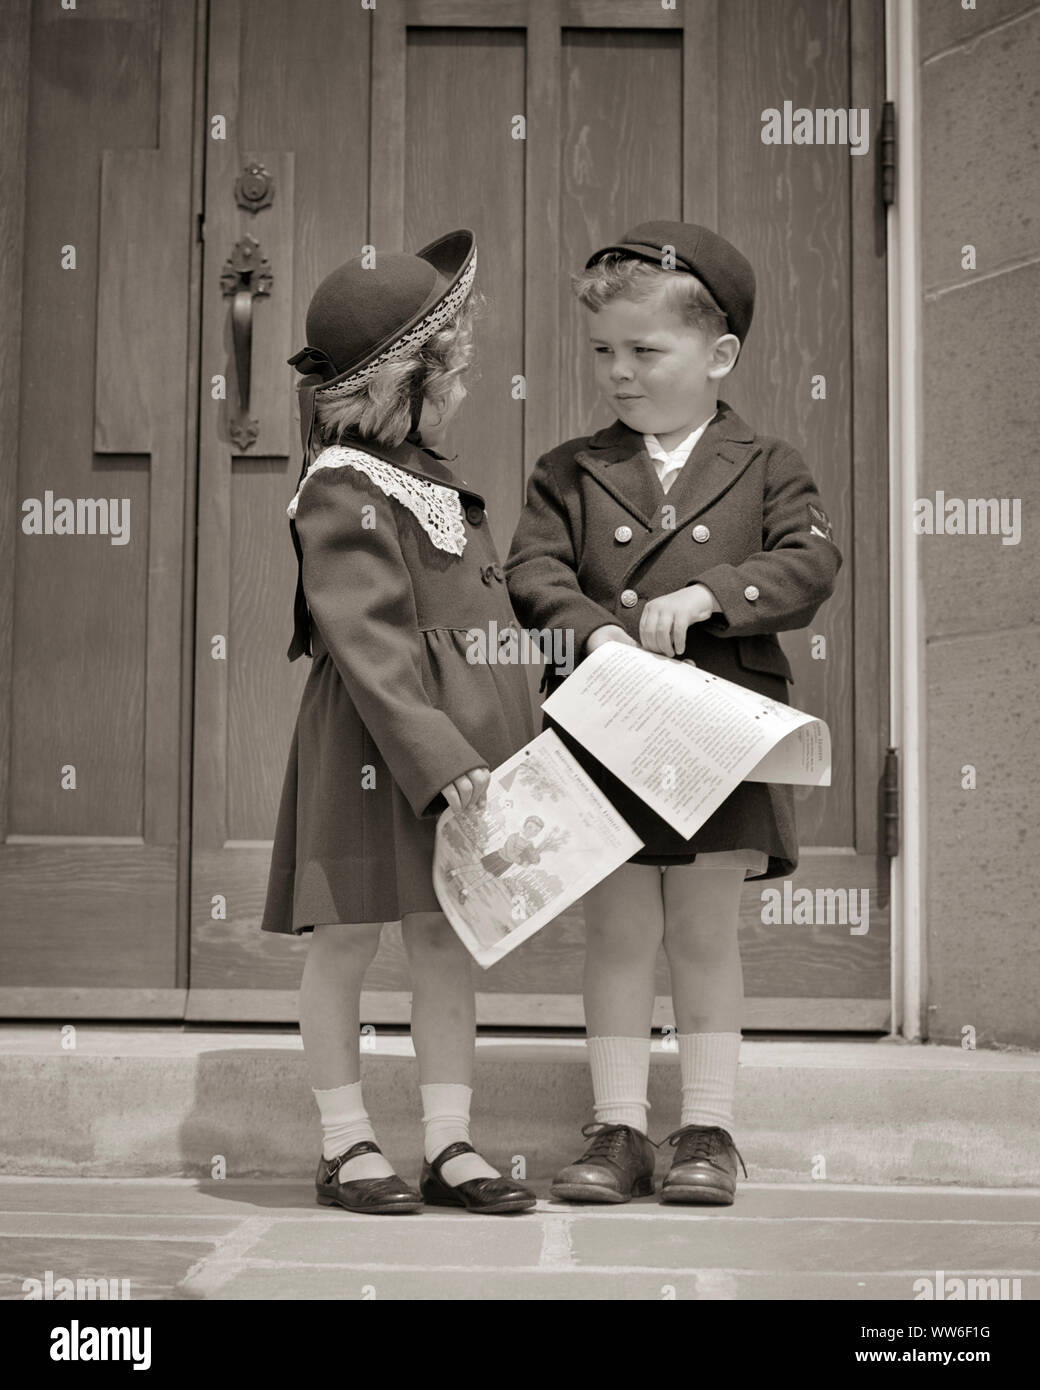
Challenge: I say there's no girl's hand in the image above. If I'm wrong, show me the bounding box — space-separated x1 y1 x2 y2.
585 624 639 655
441 766 491 815
639 585 719 657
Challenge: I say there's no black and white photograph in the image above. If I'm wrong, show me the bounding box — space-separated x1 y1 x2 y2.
0 0 1037 1352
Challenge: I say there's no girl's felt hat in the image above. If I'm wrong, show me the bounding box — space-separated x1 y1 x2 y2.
287 228 477 468
585 220 755 344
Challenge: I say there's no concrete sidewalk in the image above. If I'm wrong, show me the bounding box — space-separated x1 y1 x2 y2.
1 1178 1037 1301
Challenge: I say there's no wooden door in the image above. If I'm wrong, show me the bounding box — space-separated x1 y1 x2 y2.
186 0 371 1017
0 0 197 1017
188 0 889 1029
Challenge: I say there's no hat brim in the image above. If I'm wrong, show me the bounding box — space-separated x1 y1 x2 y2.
310 229 477 399
417 228 475 285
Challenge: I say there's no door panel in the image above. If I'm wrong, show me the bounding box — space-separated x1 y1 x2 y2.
403 29 527 558
559 28 685 438
715 0 856 851
188 0 370 997
0 0 196 1006
191 0 889 1026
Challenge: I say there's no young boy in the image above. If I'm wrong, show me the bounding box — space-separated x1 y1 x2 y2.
505 221 842 1205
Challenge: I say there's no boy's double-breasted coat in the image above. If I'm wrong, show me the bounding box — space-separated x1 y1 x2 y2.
505 399 843 879
261 435 535 934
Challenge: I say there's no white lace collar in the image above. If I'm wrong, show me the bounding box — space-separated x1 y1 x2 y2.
287 445 468 556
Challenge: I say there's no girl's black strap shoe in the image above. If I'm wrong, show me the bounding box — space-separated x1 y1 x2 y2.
420 1141 537 1214
315 1141 423 1214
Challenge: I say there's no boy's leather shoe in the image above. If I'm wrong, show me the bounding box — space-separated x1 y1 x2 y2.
420 1141 537 1214
315 1141 423 1214
660 1125 748 1205
550 1123 656 1203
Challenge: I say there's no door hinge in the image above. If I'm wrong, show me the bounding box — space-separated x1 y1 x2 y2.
882 746 900 857
880 101 896 208
196 212 206 243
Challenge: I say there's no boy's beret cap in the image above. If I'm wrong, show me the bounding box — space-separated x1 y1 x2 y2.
585 220 755 344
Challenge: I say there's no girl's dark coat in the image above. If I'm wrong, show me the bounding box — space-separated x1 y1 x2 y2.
504 400 843 879
262 435 535 933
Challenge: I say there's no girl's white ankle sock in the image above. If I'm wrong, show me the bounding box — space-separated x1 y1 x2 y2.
677 1032 741 1129
313 1081 395 1180
587 1035 652 1132
421 1083 499 1185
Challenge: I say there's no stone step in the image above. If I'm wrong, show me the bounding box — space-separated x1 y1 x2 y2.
3 1027 1038 1186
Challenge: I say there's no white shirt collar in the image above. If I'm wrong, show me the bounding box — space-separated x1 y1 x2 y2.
643 411 717 490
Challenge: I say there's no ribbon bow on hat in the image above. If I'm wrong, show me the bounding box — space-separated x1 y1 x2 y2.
286 345 339 381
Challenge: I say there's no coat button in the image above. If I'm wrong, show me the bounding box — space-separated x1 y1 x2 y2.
744 584 760 601
614 525 633 544
465 504 483 525
620 589 639 608
692 524 710 543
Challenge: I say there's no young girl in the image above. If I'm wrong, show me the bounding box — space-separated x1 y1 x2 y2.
261 229 537 1215
505 221 843 1206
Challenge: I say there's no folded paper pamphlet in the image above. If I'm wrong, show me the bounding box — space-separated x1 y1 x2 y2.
435 643 830 967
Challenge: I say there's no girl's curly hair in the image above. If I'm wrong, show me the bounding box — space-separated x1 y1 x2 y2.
313 291 482 450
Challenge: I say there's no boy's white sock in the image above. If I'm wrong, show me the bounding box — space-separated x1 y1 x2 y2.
421 1083 500 1185
677 1032 741 1130
313 1082 395 1181
587 1035 651 1133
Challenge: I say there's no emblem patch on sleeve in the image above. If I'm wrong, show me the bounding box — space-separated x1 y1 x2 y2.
807 503 834 542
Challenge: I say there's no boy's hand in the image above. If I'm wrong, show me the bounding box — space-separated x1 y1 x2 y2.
441 766 490 815
585 624 639 655
639 584 719 657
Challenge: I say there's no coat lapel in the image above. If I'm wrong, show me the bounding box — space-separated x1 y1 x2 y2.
574 401 758 533
656 401 758 528
574 421 662 529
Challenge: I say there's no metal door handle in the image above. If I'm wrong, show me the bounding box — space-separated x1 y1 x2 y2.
220 232 273 449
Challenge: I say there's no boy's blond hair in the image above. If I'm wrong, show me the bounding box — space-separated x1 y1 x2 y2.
314 293 480 449
572 252 730 342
